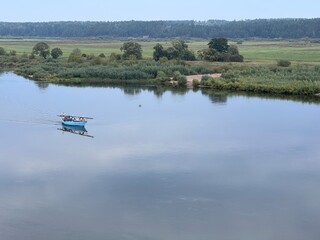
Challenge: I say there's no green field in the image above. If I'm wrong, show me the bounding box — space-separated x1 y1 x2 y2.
238 41 320 63
1 39 320 63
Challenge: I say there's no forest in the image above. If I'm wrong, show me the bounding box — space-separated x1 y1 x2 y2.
0 19 320 39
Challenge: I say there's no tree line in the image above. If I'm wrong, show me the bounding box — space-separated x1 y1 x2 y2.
0 19 320 38
25 38 243 63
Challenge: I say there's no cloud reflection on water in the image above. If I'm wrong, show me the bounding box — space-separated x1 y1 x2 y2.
1 73 320 240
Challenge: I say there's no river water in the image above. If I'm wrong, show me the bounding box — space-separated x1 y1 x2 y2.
1 72 320 240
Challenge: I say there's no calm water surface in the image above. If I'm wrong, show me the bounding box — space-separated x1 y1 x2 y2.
1 72 320 240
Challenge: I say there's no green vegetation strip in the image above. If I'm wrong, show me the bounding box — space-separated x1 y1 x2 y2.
200 65 320 96
1 39 320 97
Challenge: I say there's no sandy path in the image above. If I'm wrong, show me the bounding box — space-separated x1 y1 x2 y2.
186 73 222 88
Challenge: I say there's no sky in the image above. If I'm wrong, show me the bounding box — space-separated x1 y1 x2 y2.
1 0 319 22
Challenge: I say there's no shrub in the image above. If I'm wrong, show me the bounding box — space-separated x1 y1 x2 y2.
93 56 107 65
201 75 211 81
29 53 36 59
86 54 95 60
0 47 6 56
68 48 83 63
277 60 291 67
193 79 200 88
159 57 168 64
173 71 187 87
19 53 29 63
109 52 121 61
230 54 244 62
9 50 17 56
156 70 168 83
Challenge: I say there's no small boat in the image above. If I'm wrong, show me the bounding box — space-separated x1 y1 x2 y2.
58 114 93 126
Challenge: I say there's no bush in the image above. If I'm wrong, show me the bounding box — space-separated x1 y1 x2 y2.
201 75 211 81
68 48 83 63
159 57 168 64
109 52 122 61
193 79 200 88
19 53 29 63
230 54 244 62
277 60 291 67
9 50 17 56
156 70 168 83
86 54 95 60
93 56 107 65
29 53 36 60
0 47 6 56
173 71 187 87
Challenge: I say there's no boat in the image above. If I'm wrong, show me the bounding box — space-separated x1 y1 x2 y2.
58 114 93 126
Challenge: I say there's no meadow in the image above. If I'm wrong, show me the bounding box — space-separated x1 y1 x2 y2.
1 38 320 63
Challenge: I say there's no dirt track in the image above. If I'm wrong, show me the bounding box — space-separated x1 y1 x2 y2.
186 73 222 88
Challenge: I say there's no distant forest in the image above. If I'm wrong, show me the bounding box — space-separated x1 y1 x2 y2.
0 19 320 39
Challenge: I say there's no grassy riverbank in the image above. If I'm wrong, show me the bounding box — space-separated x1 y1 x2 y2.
5 57 209 85
198 64 320 95
1 39 320 96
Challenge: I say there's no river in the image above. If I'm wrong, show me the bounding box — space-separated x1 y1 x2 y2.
1 72 320 240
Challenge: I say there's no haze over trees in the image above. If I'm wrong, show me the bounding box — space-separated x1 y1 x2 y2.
0 19 319 38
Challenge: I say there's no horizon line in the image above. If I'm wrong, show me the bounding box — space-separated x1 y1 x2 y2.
0 17 319 23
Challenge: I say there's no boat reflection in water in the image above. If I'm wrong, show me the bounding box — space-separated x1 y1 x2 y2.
58 124 94 138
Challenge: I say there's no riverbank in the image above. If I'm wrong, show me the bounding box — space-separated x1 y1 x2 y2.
3 59 320 96
1 48 320 96
196 64 320 96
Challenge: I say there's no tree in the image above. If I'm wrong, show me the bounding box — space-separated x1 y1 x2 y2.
153 43 165 61
208 38 229 53
120 41 142 60
201 39 244 62
51 48 63 59
172 40 189 53
32 42 50 59
68 48 82 62
153 40 195 61
171 40 195 60
166 47 178 60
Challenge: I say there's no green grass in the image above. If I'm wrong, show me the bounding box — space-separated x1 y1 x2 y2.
0 39 175 60
238 41 320 63
1 39 320 63
2 39 320 63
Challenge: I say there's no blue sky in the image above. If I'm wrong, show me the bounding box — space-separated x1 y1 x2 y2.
1 0 319 22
